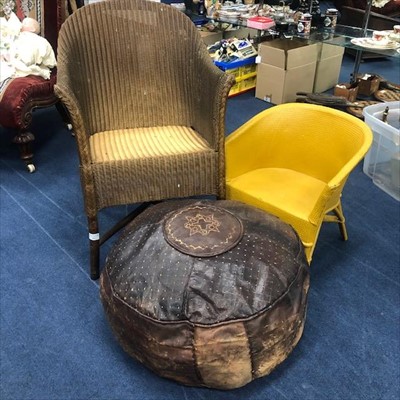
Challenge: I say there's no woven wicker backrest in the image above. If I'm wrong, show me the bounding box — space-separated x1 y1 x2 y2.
57 0 215 134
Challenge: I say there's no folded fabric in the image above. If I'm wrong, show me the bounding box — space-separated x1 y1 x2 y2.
8 31 56 79
0 12 22 51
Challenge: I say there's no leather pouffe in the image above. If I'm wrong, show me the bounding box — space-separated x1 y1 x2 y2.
100 199 310 390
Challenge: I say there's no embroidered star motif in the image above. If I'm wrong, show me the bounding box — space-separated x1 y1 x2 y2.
184 213 221 236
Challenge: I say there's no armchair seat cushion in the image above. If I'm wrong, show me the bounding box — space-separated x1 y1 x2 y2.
227 168 328 248
90 126 212 162
89 126 219 209
227 168 327 221
0 73 57 129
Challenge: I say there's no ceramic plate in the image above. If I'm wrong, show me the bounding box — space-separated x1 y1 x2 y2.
351 38 400 50
388 32 400 42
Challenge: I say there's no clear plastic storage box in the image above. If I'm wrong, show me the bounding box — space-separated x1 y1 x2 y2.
363 101 400 201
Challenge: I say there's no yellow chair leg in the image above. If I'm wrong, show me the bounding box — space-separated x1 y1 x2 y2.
324 202 348 241
333 202 348 241
304 247 313 265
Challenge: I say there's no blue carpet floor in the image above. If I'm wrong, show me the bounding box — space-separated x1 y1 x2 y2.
0 53 399 399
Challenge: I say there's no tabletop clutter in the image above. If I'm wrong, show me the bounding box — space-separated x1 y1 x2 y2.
193 0 341 100
193 0 340 48
185 1 400 109
199 0 338 65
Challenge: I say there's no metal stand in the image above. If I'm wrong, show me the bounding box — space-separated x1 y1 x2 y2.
351 0 374 82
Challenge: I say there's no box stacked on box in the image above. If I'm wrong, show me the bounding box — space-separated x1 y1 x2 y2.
313 43 344 93
363 101 400 201
215 57 257 97
255 39 318 104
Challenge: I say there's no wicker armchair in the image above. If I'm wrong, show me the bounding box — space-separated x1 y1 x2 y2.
225 104 373 264
55 0 234 279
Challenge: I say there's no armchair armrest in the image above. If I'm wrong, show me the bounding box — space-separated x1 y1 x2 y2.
190 51 235 150
54 81 91 165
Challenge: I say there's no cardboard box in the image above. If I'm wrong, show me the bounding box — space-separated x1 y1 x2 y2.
356 74 381 96
255 39 318 104
334 82 359 102
200 30 223 46
256 62 318 104
317 42 344 60
313 43 344 93
257 39 318 69
223 27 257 40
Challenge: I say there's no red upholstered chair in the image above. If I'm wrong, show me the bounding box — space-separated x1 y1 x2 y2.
0 0 77 172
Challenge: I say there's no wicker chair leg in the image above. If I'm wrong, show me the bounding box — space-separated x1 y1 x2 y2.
12 130 36 173
88 216 100 280
88 204 153 280
324 201 349 242
333 202 348 241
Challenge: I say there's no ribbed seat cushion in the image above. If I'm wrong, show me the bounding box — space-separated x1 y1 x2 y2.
88 126 218 209
90 126 212 162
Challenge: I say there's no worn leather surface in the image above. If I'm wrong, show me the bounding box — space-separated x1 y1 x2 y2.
163 203 244 257
100 199 310 389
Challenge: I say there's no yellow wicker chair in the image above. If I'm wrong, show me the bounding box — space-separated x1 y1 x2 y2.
55 0 234 279
225 103 373 264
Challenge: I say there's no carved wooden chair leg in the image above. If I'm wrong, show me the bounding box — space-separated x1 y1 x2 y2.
12 130 36 173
